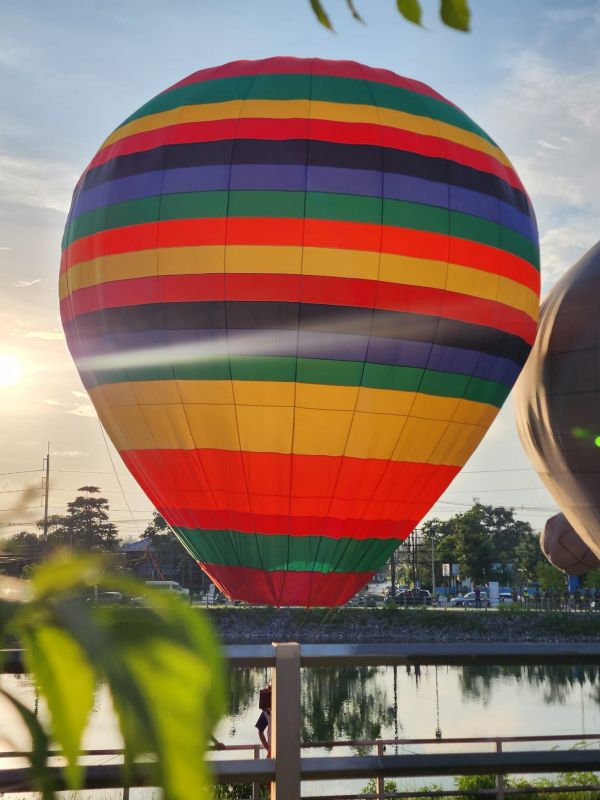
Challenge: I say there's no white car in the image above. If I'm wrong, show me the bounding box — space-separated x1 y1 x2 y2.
450 591 490 608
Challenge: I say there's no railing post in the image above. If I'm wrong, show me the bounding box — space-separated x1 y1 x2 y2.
271 642 301 800
376 740 385 799
495 739 505 800
252 745 261 800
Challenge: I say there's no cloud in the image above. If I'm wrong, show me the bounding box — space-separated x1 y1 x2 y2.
51 450 89 458
25 330 64 341
42 398 64 406
13 279 41 287
71 390 88 399
540 225 598 290
66 404 97 418
483 50 600 289
0 153 77 214
0 246 10 251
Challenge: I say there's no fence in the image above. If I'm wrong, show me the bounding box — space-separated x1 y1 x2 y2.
3 643 600 799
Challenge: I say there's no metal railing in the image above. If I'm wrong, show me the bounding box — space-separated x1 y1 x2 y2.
2 644 600 799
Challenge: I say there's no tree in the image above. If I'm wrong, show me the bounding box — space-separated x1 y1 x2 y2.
0 531 44 576
142 511 189 579
43 486 121 553
536 561 566 591
514 532 544 588
454 505 495 584
423 503 539 588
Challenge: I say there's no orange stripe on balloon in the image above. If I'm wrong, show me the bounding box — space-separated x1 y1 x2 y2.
120 448 459 505
60 218 540 294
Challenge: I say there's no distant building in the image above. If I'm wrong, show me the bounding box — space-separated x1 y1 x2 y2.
120 537 210 595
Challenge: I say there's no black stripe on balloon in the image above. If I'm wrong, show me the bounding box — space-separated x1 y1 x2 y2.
63 301 531 365
80 139 530 216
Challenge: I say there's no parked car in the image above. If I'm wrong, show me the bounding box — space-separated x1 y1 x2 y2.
499 592 516 605
393 589 432 606
362 593 383 607
89 591 129 605
450 591 490 608
144 580 190 598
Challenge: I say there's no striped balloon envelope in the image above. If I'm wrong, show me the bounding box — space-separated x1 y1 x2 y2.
60 57 540 606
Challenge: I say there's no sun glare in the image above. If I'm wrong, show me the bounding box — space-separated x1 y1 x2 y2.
0 354 23 388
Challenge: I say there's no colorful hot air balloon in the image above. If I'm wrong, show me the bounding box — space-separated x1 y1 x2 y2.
540 513 600 576
516 241 600 560
60 57 540 606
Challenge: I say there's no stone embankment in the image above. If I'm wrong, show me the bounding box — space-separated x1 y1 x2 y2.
203 606 600 644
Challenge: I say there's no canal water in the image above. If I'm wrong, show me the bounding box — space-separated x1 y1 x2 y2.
1 663 599 797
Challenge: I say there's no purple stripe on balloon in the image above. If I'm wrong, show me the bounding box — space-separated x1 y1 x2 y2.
230 163 307 191
68 163 536 242
69 328 520 385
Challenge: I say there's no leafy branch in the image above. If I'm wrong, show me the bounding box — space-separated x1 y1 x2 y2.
309 0 471 32
0 552 225 799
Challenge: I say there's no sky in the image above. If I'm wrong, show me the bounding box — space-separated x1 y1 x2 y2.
1 0 599 539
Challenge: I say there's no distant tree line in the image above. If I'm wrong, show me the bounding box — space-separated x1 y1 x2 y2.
0 487 198 585
400 502 600 591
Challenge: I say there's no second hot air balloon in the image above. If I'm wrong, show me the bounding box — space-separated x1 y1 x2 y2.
60 57 540 606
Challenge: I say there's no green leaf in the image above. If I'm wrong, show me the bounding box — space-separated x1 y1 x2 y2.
19 623 95 789
440 0 471 31
22 553 225 800
396 0 422 25
0 687 54 800
309 0 333 30
345 0 365 23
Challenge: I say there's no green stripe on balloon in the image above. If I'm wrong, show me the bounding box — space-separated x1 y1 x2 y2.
63 190 538 266
82 356 510 407
175 527 402 572
120 74 495 144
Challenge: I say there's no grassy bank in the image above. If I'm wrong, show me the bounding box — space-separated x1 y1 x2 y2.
203 605 600 644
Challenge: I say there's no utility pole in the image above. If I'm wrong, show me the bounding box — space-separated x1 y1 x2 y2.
431 534 436 598
42 444 50 546
390 548 396 597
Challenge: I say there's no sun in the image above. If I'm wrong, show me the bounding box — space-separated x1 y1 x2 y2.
0 354 23 388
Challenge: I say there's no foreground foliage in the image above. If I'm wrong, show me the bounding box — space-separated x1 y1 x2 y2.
361 771 600 799
0 553 225 800
309 0 471 32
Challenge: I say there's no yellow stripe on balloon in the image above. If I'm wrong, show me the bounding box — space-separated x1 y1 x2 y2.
59 245 539 321
89 380 498 425
100 99 512 169
89 382 496 465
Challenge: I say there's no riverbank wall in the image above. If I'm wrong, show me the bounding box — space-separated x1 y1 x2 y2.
204 606 600 644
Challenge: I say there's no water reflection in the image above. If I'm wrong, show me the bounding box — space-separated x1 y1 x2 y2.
224 663 600 747
301 667 396 749
459 664 600 706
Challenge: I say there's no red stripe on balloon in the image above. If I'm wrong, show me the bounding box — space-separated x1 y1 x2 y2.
61 271 537 343
165 57 450 105
89 117 523 192
164 509 418 539
60 217 540 294
119 448 459 539
202 561 377 607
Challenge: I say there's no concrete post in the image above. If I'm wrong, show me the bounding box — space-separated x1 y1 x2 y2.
252 745 261 800
495 739 505 800
376 740 385 799
271 642 301 800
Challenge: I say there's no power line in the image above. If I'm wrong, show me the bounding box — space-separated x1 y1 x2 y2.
0 469 42 476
